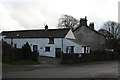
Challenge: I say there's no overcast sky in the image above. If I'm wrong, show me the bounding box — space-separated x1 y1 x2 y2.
0 0 119 32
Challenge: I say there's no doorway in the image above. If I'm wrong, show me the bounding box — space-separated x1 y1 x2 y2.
55 48 61 58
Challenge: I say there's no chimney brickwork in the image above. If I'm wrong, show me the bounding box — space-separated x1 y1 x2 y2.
79 16 88 27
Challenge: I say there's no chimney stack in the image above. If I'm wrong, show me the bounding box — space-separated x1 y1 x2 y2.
45 24 48 30
79 16 88 27
89 22 94 30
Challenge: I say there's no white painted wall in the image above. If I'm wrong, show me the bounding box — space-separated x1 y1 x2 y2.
63 39 82 53
3 38 11 44
3 38 82 57
0 35 7 41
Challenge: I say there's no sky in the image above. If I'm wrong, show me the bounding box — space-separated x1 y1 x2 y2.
0 0 119 32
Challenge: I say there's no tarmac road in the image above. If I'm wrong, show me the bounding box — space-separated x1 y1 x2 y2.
2 61 118 78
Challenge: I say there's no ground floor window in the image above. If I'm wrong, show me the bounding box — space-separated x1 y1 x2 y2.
66 46 74 53
45 47 50 52
82 46 90 53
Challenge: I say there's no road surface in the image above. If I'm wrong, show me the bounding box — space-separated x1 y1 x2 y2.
2 61 118 78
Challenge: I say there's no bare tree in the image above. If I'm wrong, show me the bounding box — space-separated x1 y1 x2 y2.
57 14 79 29
99 21 120 52
101 21 119 39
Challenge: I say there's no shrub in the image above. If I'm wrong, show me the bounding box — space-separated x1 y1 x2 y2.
2 41 39 64
31 52 39 61
2 41 12 62
61 53 79 64
78 50 118 63
21 42 39 61
22 42 32 59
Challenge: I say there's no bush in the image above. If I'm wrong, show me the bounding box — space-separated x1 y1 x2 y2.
22 42 39 61
78 50 118 63
2 41 39 63
22 42 32 59
61 53 79 64
11 48 23 60
2 41 23 62
31 52 39 61
2 41 12 62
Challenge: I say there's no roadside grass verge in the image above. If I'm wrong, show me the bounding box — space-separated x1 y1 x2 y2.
5 59 40 65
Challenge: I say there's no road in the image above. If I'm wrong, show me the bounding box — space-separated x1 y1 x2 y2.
2 61 118 78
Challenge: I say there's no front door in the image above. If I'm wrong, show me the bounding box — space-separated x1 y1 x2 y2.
33 45 38 52
55 48 61 58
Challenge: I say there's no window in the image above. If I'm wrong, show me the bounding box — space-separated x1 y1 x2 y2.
49 38 54 44
82 46 90 53
45 47 50 52
33 45 38 52
66 46 74 53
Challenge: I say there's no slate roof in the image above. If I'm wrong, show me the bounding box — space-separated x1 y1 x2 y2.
73 25 106 37
2 28 70 38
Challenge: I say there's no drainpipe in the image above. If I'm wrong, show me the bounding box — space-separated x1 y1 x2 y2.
11 37 13 47
10 37 13 59
62 38 63 53
61 38 64 61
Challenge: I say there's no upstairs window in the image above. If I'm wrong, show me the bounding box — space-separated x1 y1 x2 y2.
49 38 54 44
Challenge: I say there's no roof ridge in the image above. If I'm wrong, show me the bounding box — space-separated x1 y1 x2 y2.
2 28 70 38
2 28 70 33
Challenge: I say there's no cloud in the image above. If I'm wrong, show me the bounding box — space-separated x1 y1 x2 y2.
0 3 26 32
0 0 119 32
1 0 60 30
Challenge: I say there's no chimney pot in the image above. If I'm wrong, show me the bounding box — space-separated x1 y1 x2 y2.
89 22 94 30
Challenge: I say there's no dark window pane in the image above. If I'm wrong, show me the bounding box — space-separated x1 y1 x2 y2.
33 45 38 52
49 38 54 44
45 47 50 52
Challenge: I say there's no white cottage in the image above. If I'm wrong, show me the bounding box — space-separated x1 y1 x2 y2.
2 25 90 58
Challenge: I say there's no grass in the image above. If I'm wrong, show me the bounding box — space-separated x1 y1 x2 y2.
6 59 40 65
